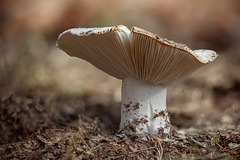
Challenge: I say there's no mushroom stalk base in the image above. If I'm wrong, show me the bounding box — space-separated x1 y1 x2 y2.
120 77 171 139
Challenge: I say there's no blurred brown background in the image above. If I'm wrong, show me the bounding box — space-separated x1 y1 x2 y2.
1 0 240 131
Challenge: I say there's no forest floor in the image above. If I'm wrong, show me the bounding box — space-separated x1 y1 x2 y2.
0 50 240 159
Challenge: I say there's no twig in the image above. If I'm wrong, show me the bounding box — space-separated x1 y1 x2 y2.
107 146 157 159
36 135 52 144
215 140 224 150
170 126 173 139
91 143 103 151
156 138 163 160
189 137 206 148
78 134 91 150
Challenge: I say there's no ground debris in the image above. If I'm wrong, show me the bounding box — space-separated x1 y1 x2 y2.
0 116 239 159
0 91 239 159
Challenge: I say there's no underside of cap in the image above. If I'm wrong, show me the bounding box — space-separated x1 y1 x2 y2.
57 25 131 79
131 27 218 64
57 25 218 85
129 27 218 85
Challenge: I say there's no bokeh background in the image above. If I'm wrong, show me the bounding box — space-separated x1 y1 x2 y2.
1 0 240 139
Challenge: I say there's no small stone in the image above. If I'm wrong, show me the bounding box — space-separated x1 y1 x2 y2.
228 142 238 149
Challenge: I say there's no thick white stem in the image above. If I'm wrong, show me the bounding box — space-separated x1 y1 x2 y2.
120 77 171 139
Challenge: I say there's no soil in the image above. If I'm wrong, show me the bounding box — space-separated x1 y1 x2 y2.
0 54 240 159
0 43 239 160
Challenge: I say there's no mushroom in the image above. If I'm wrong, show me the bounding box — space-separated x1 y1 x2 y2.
57 25 218 139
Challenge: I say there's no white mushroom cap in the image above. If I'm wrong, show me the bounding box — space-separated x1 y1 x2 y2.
57 25 218 85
